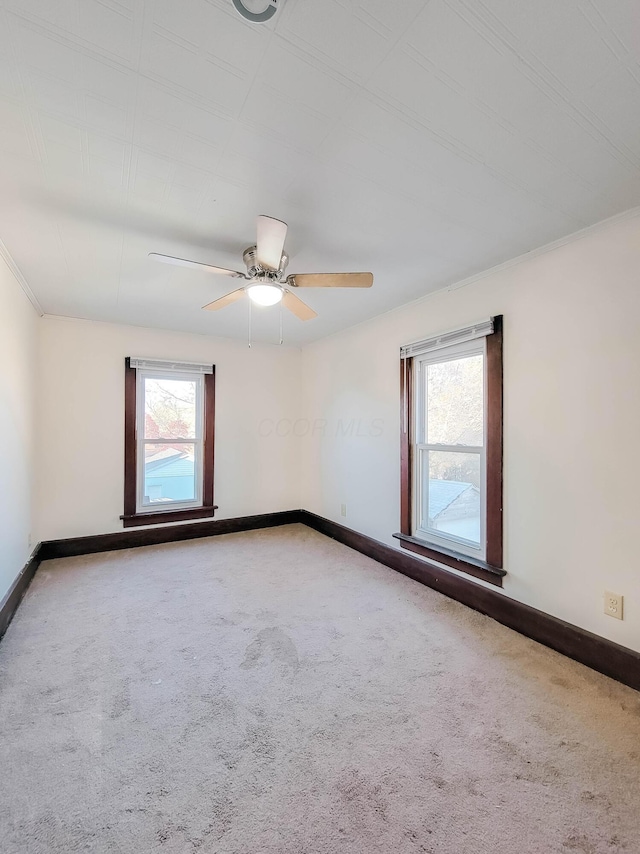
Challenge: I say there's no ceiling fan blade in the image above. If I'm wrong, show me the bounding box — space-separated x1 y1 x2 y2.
282 290 317 321
202 288 246 311
256 215 288 271
150 253 246 278
286 272 373 288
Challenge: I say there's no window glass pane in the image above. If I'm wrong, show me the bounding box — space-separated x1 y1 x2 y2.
143 443 196 505
426 354 484 446
144 378 197 440
424 451 481 546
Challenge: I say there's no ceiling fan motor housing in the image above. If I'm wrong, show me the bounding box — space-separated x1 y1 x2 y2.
243 245 288 280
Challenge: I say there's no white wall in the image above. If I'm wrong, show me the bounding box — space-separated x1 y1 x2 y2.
301 212 640 652
36 317 302 541
0 256 38 602
32 212 640 653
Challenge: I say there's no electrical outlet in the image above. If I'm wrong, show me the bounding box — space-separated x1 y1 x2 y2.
340 503 347 518
604 591 623 620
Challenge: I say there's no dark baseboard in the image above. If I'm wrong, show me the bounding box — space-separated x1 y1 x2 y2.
299 511 640 693
0 546 42 641
1 512 302 643
8 509 639 693
39 510 304 560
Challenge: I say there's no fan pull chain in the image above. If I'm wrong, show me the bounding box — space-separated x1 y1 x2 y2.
248 297 252 348
279 298 283 345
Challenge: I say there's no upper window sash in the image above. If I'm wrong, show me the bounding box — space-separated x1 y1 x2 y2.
413 337 486 448
136 369 205 442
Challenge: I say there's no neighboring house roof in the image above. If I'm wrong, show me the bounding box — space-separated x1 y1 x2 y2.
145 449 194 478
429 480 474 519
145 447 182 464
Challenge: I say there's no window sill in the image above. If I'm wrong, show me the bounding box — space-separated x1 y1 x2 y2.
120 506 218 528
392 532 505 587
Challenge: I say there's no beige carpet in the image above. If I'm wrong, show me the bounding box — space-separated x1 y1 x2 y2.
1 524 639 853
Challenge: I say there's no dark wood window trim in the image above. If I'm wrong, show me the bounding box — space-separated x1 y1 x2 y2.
121 358 217 528
395 316 504 586
392 532 505 586
485 315 504 568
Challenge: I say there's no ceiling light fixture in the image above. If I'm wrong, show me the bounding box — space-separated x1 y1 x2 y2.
232 0 280 23
246 283 283 306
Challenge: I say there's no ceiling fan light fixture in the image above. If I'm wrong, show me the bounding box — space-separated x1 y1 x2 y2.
151 214 373 324
246 283 283 306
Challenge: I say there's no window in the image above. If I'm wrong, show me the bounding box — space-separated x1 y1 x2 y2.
395 317 504 586
415 341 485 557
122 358 216 527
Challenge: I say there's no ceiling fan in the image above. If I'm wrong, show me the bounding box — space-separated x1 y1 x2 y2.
149 215 373 321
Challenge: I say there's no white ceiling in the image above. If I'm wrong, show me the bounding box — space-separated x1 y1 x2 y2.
0 0 639 345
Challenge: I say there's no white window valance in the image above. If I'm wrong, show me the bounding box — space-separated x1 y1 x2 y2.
128 357 213 374
400 318 494 360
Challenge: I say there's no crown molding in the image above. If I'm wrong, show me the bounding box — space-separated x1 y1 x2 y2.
306 204 640 348
0 237 44 316
9 204 640 344
444 204 640 295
